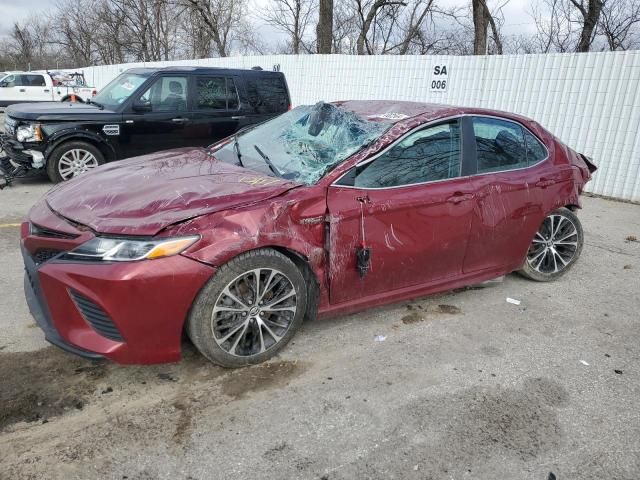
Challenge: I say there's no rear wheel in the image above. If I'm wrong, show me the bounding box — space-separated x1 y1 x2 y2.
47 141 104 183
187 249 307 368
519 207 584 282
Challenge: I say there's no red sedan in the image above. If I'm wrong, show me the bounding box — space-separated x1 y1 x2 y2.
21 101 596 367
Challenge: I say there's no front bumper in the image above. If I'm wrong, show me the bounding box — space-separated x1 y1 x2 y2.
0 133 42 166
21 214 215 364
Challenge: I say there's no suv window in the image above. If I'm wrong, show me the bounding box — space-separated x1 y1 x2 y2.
473 117 527 173
2 75 16 87
354 121 462 188
138 76 188 112
524 130 547 165
196 77 238 110
245 76 288 114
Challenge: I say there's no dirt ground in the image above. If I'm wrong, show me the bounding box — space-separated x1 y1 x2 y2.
0 174 639 480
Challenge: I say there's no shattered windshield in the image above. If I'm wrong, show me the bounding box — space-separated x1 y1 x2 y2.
215 103 390 184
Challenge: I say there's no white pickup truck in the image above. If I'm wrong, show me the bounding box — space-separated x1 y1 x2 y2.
0 71 97 107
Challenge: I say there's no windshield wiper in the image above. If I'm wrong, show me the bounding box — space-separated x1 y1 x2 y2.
233 135 244 167
87 99 104 110
253 144 281 177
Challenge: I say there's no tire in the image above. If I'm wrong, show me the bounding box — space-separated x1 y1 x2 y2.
519 207 584 282
46 141 105 183
187 248 308 368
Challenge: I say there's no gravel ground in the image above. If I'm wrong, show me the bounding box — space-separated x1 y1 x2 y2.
0 166 639 479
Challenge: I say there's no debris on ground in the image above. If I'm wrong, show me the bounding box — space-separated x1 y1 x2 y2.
625 235 637 242
506 298 521 305
374 335 387 342
623 264 632 269
614 369 623 375
580 360 590 366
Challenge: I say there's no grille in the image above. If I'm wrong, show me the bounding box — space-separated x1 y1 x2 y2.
33 249 63 264
70 291 124 342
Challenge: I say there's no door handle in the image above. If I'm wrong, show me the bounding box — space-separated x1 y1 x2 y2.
447 192 474 204
356 195 371 204
171 118 187 123
535 178 556 188
19 89 25 92
43 89 50 92
231 116 245 120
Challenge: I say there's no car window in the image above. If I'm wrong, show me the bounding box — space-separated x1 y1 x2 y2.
26 74 46 87
244 75 288 114
524 130 547 165
1 75 16 87
354 121 462 188
138 76 188 112
473 117 527 174
227 78 239 110
196 77 227 110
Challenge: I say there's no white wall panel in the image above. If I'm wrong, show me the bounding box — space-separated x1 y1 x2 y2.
76 52 640 201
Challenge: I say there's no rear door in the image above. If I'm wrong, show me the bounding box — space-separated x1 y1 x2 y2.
120 74 190 157
462 116 553 273
327 119 475 304
186 75 244 146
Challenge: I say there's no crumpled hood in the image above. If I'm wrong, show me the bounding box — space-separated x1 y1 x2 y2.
46 148 300 236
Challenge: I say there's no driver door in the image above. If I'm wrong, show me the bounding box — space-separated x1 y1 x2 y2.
327 120 475 304
120 75 190 157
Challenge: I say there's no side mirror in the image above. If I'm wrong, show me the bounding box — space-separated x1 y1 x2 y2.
0 82 7 88
132 99 152 113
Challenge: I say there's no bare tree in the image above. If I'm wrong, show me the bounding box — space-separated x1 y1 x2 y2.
598 0 640 50
261 0 316 54
317 0 334 53
183 0 247 57
532 0 604 52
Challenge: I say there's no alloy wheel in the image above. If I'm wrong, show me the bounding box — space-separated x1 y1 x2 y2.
527 214 579 274
58 149 99 180
211 268 297 357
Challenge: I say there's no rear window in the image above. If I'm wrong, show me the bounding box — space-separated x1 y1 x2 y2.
196 77 239 110
244 75 289 114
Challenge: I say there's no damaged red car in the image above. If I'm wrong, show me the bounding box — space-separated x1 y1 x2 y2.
21 101 596 367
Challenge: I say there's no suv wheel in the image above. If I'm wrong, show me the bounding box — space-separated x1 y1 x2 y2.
47 141 105 183
187 249 308 368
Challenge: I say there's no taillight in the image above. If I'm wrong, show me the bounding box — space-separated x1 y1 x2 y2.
288 104 292 111
92 90 97 97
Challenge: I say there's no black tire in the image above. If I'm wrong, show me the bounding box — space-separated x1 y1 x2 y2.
61 96 85 103
519 207 584 282
187 248 308 368
46 140 105 183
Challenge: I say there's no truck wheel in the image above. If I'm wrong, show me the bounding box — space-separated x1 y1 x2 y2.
47 141 105 183
61 96 85 103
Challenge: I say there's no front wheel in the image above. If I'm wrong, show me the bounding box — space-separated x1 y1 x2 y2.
47 141 105 183
519 207 584 282
187 249 308 368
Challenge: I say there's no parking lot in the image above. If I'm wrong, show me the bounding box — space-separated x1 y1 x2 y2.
0 162 639 479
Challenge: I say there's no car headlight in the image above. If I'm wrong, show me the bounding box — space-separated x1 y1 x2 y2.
16 124 43 143
62 235 199 262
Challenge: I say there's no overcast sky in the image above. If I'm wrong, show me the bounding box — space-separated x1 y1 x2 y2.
0 0 537 44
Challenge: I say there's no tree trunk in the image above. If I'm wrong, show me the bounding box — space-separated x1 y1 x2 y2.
472 0 488 55
316 0 333 53
574 0 604 52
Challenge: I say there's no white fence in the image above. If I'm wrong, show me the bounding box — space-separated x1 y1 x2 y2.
79 52 640 202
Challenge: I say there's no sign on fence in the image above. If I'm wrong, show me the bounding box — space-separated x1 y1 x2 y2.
430 64 448 92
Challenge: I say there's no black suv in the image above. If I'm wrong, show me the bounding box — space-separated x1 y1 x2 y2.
0 66 290 183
